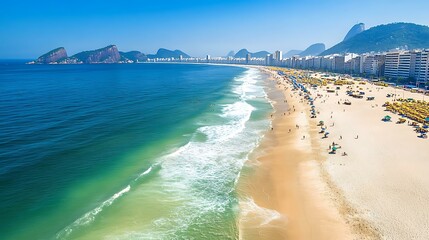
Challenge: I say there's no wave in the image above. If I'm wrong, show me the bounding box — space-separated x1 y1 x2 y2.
120 67 271 239
239 197 283 226
55 67 272 239
55 161 159 239
56 185 131 239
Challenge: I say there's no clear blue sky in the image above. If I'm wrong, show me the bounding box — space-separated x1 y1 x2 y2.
1 0 428 58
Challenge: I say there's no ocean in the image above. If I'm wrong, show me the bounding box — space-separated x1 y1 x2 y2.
0 62 272 239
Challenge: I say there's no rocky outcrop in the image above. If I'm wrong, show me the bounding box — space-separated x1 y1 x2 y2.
343 23 365 42
34 47 68 64
66 45 121 64
119 51 147 62
147 48 191 59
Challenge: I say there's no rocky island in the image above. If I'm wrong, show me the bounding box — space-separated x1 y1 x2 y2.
60 45 121 64
29 46 189 64
33 47 68 64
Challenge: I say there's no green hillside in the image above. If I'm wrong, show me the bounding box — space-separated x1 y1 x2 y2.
321 23 429 55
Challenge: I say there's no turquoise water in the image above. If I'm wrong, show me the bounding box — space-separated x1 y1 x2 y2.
0 63 272 239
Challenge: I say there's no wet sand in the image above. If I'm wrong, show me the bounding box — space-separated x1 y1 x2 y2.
239 66 429 240
238 70 355 239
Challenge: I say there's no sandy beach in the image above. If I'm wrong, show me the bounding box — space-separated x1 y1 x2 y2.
238 67 429 239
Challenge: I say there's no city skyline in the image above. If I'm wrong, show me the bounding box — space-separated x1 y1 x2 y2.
1 0 429 59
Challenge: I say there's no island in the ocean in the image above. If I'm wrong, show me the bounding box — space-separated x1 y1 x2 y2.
28 45 191 64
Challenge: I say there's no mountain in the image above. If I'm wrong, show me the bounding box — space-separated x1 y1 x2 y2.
119 51 147 62
60 45 121 64
234 49 250 58
343 23 365 42
321 23 429 55
147 48 190 59
283 50 302 58
226 50 235 57
234 49 270 58
253 51 271 58
34 47 68 64
299 43 325 57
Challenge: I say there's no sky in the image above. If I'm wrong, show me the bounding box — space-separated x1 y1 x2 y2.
1 0 429 59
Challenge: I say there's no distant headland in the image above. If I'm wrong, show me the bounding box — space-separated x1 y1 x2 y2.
28 46 191 64
28 22 429 65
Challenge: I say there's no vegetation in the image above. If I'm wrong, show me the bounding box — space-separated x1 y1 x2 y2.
234 49 270 58
71 45 117 62
119 51 147 62
39 47 65 58
321 23 429 55
147 48 190 59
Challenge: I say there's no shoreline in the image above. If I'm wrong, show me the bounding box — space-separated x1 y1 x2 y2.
238 66 429 239
237 67 356 239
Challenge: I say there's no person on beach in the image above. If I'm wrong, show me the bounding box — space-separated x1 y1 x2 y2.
355 135 359 139
339 135 342 140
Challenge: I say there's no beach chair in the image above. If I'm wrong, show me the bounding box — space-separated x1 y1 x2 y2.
397 118 406 124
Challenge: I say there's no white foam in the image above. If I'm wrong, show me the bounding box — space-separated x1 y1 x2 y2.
59 67 273 239
127 68 272 238
56 185 131 239
240 197 284 226
199 101 254 142
139 166 152 177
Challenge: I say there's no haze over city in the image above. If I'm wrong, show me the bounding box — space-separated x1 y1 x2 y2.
1 0 429 58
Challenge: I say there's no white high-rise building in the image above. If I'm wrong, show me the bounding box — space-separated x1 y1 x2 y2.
363 55 378 75
274 50 283 61
397 52 413 78
265 54 272 66
384 52 400 78
415 50 429 84
246 53 251 64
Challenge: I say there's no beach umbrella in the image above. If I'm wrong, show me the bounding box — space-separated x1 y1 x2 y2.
425 117 429 122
